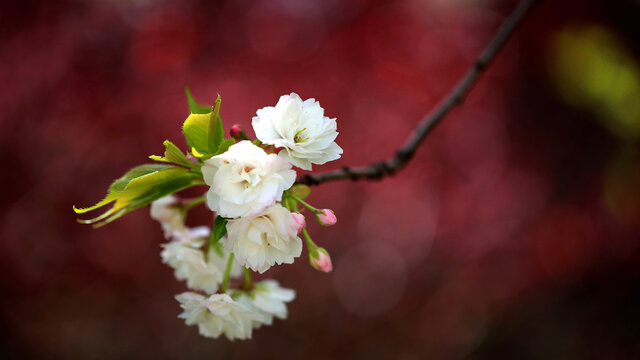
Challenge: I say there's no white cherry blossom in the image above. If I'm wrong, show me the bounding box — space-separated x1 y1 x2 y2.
176 292 263 340
150 195 185 238
201 141 296 218
162 227 240 294
236 280 295 328
224 204 302 273
252 93 343 170
161 242 222 294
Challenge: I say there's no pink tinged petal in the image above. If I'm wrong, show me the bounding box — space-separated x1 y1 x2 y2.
311 250 332 273
316 209 337 226
291 213 305 234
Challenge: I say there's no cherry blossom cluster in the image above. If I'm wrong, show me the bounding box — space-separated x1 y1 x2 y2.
150 93 342 340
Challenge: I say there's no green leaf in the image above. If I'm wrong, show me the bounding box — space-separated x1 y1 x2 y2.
215 138 236 155
183 93 231 158
109 164 174 201
281 192 299 212
289 184 311 200
73 164 203 227
150 140 193 168
185 86 212 114
183 112 213 156
287 197 300 212
210 215 228 246
211 94 224 150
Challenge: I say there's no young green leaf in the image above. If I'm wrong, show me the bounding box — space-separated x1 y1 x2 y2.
73 164 203 227
210 215 228 246
289 184 312 200
211 94 225 150
288 196 300 212
185 86 212 114
215 138 236 155
150 140 194 168
280 192 299 212
183 112 215 157
183 93 231 158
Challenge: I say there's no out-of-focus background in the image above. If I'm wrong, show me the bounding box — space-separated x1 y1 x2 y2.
2 0 640 358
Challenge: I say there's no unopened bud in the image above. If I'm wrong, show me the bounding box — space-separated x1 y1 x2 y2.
316 209 337 226
310 248 332 273
230 124 248 140
291 213 305 234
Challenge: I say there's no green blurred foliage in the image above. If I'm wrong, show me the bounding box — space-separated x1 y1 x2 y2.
548 25 640 140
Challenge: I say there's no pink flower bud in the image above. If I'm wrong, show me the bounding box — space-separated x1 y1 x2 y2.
230 124 244 139
310 249 332 273
291 213 305 234
316 209 337 226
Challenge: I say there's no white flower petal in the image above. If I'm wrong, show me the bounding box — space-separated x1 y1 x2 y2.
161 241 223 294
252 93 342 170
150 195 185 238
235 280 296 329
176 292 263 340
224 204 302 273
201 141 296 218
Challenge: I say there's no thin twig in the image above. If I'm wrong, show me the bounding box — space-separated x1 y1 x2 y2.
297 0 538 186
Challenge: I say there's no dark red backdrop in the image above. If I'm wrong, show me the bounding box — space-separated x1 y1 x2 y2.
1 0 640 359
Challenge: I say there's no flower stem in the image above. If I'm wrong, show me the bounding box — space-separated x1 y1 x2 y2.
289 194 320 214
220 252 234 293
182 195 206 211
281 194 297 212
242 268 253 291
302 228 317 251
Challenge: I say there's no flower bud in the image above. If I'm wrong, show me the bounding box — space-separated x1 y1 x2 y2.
291 213 305 234
316 209 337 226
230 124 248 140
310 248 332 273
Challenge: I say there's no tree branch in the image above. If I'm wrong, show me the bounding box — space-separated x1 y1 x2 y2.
297 0 538 186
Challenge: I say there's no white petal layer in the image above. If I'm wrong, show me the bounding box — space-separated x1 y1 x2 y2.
236 280 296 328
224 204 302 273
252 93 343 170
161 229 242 294
176 292 263 340
150 195 185 238
201 141 296 218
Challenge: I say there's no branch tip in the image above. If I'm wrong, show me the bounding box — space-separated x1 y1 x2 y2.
295 0 538 187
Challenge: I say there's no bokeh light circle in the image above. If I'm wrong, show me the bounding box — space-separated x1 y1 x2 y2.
333 241 407 317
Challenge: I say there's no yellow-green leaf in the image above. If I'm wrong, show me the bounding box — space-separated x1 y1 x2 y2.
73 164 203 227
289 184 312 199
185 86 212 115
183 112 214 156
150 140 193 168
211 94 224 150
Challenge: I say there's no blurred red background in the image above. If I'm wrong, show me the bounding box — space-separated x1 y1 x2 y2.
2 0 640 358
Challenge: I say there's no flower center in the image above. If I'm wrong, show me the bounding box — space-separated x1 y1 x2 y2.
294 128 308 143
